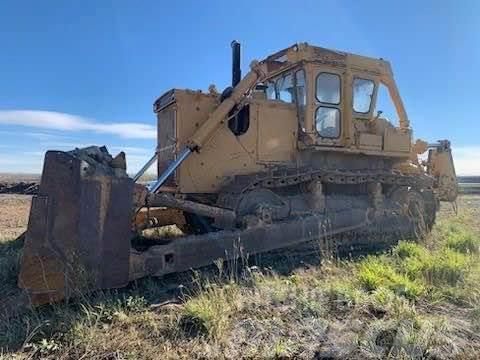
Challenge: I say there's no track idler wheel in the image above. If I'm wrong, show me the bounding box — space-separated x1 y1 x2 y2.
235 189 289 228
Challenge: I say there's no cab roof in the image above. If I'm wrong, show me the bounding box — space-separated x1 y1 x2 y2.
262 43 393 77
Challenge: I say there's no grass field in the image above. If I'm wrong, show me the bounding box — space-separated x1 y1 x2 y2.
0 195 479 359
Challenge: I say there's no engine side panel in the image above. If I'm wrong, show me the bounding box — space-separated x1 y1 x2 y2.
164 91 299 193
256 100 298 163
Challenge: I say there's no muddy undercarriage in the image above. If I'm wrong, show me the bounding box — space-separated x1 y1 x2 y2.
17 148 436 305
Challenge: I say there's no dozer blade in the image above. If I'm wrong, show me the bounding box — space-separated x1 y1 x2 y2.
18 148 134 305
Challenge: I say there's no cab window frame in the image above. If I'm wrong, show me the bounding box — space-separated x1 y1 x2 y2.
315 72 341 105
265 81 277 101
314 70 342 139
352 76 376 114
293 68 307 128
294 69 306 107
275 72 295 103
315 105 341 139
263 68 308 104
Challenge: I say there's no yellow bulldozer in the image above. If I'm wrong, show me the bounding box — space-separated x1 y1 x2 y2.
18 42 457 304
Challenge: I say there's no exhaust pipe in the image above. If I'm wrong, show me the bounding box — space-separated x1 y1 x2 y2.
231 40 241 87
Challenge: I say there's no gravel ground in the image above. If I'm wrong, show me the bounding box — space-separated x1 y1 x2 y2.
0 195 32 241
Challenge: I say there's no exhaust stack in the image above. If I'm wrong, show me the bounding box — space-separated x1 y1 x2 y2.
231 40 241 87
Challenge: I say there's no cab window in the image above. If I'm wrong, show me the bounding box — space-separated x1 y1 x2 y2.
315 107 340 138
265 71 304 105
316 73 340 104
276 73 294 102
353 78 375 113
315 72 341 138
266 81 276 100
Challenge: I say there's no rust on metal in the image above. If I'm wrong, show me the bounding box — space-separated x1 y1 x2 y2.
129 208 369 281
133 207 186 231
18 149 133 305
148 193 236 225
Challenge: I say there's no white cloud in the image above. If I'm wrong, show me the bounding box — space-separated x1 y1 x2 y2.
0 110 156 139
39 141 91 149
24 131 72 141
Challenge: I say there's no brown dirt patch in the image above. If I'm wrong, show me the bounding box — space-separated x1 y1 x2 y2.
0 195 32 241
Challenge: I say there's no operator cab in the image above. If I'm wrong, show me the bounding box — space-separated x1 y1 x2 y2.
257 43 411 155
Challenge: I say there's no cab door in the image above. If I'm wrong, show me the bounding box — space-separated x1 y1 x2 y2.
310 66 344 146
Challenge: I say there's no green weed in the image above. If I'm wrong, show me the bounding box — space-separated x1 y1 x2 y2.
402 248 470 287
394 241 427 260
445 229 480 254
273 339 296 358
327 280 365 309
357 256 425 299
294 290 324 317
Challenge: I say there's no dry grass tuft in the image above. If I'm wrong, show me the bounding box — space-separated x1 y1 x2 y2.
180 282 242 339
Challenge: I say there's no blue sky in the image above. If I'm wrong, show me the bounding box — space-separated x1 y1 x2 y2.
0 0 479 175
